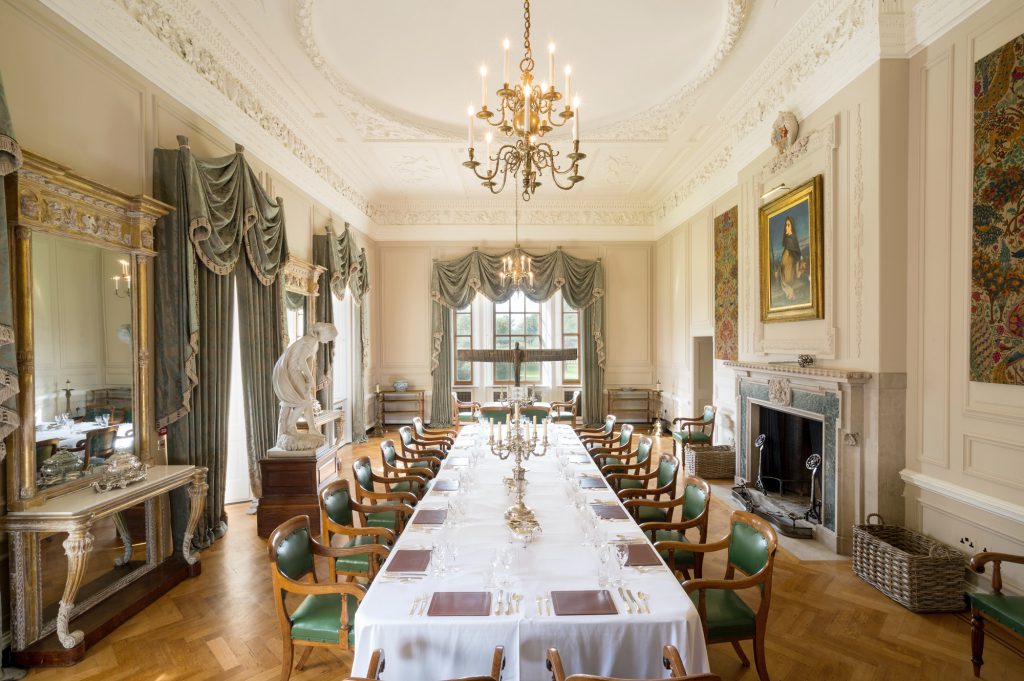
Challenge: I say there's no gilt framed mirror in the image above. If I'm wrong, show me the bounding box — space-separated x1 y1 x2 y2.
4 151 170 509
280 254 325 347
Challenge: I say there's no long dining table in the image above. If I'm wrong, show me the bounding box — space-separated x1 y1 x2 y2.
352 421 709 681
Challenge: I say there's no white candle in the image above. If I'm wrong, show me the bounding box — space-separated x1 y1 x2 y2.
544 419 548 441
485 132 493 160
564 65 572 102
548 43 555 86
480 64 488 108
498 423 503 443
489 419 494 441
503 37 510 85
572 97 580 141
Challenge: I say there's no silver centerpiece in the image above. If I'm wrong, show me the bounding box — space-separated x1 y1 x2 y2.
489 391 549 540
38 449 86 486
92 452 149 493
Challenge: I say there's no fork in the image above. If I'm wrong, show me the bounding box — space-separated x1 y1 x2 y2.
409 596 421 615
495 589 505 615
638 591 651 614
618 586 633 614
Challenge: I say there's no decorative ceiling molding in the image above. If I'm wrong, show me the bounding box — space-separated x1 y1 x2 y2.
111 0 372 215
294 0 454 142
372 198 657 227
588 0 751 142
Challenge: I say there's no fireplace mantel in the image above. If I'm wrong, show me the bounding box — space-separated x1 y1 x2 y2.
724 361 872 383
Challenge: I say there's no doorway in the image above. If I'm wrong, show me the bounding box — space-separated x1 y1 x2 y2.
224 285 252 507
692 336 713 424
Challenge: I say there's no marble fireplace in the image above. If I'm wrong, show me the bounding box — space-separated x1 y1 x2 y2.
724 362 906 554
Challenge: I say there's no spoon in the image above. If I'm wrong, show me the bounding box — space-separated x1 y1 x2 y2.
638 591 650 614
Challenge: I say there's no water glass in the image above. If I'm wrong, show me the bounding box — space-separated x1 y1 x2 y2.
597 541 615 587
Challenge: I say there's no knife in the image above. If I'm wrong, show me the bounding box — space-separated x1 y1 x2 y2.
618 586 633 614
626 589 641 614
496 589 504 615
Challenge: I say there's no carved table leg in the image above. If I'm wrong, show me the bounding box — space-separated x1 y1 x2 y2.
57 527 94 649
111 511 133 567
182 468 209 565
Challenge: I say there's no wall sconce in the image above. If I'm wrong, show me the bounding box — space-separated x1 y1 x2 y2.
112 259 131 298
760 183 790 201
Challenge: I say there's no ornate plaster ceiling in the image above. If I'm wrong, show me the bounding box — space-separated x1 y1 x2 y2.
38 0 992 235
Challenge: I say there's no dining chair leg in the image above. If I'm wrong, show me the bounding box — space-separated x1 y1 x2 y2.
730 640 750 667
280 638 294 681
295 646 313 671
753 630 771 681
971 610 985 678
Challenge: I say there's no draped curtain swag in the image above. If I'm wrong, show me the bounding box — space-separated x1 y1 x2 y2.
315 222 371 443
154 136 287 547
430 247 605 425
0 73 22 460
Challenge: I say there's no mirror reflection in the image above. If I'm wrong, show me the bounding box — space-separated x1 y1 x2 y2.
31 233 135 489
284 289 307 345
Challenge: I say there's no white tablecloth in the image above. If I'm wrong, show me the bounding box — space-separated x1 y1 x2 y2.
353 423 709 681
34 422 133 449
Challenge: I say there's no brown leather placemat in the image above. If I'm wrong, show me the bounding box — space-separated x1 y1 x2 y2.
427 591 491 616
590 503 629 520
432 479 460 492
412 509 448 525
578 476 606 489
551 590 617 616
386 549 432 573
625 543 661 566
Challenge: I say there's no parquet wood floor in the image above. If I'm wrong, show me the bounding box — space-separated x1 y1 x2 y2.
23 435 1023 680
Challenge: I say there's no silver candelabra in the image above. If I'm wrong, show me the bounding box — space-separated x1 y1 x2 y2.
487 397 549 538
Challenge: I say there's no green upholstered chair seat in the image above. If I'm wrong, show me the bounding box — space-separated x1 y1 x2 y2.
656 530 695 565
688 588 756 640
619 478 644 490
366 511 399 529
456 411 477 422
553 411 575 421
673 430 711 444
334 535 379 573
970 594 1024 636
290 593 357 645
637 506 668 523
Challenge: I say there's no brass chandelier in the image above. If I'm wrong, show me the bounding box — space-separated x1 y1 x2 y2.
500 193 533 288
463 0 585 201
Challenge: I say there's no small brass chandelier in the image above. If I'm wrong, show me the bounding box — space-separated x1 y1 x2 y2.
500 193 533 288
463 0 585 201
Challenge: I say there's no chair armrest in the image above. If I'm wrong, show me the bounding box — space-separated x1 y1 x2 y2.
681 564 770 594
623 496 685 510
357 488 419 505
662 645 685 677
324 519 396 544
395 452 442 470
280 574 369 598
600 460 644 477
313 542 391 561
546 649 567 681
657 535 730 555
672 415 703 425
589 444 631 457
971 551 1024 594
606 469 657 486
490 646 505 679
640 518 704 534
382 462 434 480
409 445 448 459
352 500 415 518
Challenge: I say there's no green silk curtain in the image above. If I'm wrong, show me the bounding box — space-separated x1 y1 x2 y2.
314 223 371 442
0 73 22 460
154 136 288 548
430 247 605 425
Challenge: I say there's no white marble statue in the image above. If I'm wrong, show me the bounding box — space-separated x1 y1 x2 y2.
273 322 338 451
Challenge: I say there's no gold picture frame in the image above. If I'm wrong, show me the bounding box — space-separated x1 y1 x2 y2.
759 175 824 322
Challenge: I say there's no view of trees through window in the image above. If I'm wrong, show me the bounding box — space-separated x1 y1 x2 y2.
562 299 580 383
454 305 473 384
494 291 542 383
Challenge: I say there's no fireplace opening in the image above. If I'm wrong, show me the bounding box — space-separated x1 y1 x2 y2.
738 405 826 532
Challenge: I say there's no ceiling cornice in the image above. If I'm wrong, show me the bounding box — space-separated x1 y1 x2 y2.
372 198 657 228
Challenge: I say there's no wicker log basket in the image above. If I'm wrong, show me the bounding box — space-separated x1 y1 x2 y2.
852 514 967 612
683 444 735 479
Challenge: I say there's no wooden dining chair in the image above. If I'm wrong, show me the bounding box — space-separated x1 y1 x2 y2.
672 405 717 453
318 480 393 583
399 425 447 471
268 515 387 681
658 510 778 681
351 457 416 534
546 644 721 680
637 475 712 579
480 405 511 423
968 549 1024 677
345 646 506 681
379 438 436 498
551 390 581 428
599 436 654 491
451 392 482 427
35 437 61 470
412 416 456 450
589 424 635 468
578 416 619 449
72 425 118 469
574 414 615 437
609 453 680 510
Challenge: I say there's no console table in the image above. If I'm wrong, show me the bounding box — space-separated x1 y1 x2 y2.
604 387 661 427
378 390 425 430
0 465 207 666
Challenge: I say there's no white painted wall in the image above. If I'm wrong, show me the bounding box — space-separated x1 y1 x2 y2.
904 0 1024 595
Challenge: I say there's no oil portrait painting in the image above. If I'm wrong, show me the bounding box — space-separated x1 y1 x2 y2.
759 175 824 322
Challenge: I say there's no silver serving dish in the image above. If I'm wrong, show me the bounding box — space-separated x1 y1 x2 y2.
92 452 149 493
38 449 85 486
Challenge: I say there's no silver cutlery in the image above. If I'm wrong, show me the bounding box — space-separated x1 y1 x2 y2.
536 596 543 616
418 596 429 616
544 596 552 616
618 586 633 614
512 593 522 614
638 591 651 614
409 597 421 615
626 589 642 614
495 589 504 615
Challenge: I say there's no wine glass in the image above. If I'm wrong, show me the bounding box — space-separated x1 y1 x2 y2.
614 543 630 586
597 540 615 587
